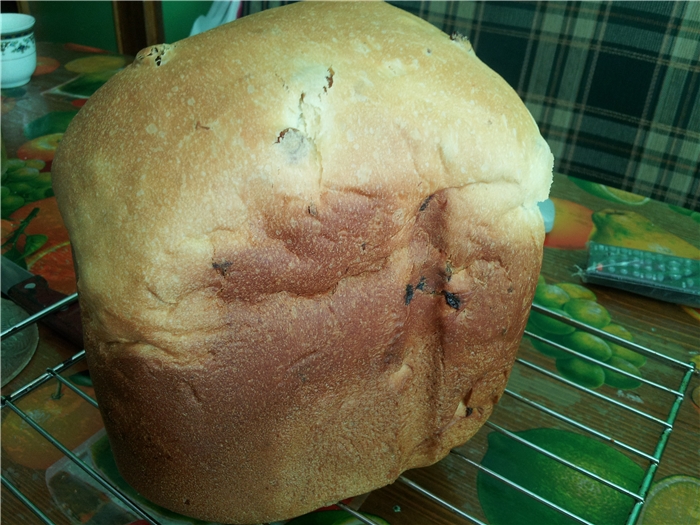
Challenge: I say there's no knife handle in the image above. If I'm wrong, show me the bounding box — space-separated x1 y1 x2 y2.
7 275 84 349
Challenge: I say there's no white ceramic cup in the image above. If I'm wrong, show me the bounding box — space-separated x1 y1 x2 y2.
1 13 37 89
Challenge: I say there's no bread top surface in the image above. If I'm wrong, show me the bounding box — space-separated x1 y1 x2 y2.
53 1 552 357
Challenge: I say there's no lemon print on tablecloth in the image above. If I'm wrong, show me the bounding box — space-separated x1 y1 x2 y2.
24 111 78 140
1 158 53 216
528 307 576 336
600 186 650 205
570 177 650 205
691 385 700 414
64 55 128 74
559 331 613 361
555 282 597 301
590 209 700 259
563 299 612 329
638 475 700 525
556 357 605 389
527 323 570 359
603 356 642 389
603 323 647 367
477 428 644 525
668 204 700 224
534 283 571 308
527 278 648 390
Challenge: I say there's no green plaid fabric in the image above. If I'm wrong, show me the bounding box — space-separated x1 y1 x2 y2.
241 1 700 211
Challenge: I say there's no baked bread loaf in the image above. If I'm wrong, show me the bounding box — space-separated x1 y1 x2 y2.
53 2 552 523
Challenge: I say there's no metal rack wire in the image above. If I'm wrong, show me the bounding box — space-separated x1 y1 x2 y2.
1 297 695 525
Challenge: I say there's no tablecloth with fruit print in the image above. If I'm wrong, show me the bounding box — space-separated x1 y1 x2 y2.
1 43 698 525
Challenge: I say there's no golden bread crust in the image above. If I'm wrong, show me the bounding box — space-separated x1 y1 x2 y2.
53 2 552 523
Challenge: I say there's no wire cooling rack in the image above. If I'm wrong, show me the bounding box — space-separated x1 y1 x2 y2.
1 297 696 525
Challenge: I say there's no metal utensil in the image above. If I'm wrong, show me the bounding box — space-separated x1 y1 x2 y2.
1 256 83 348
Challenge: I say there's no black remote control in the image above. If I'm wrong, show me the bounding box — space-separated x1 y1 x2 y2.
582 242 700 307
